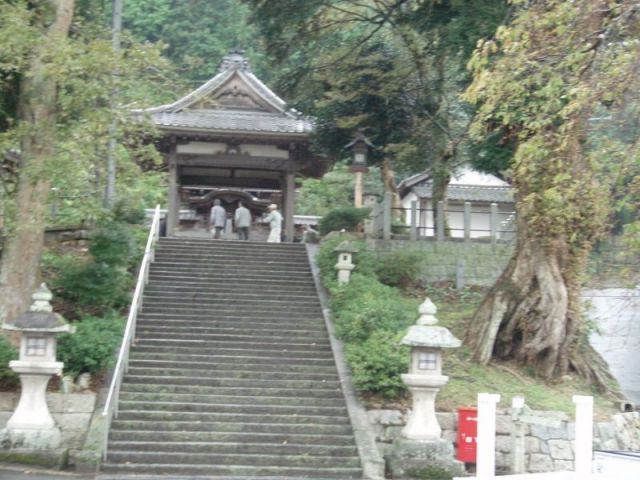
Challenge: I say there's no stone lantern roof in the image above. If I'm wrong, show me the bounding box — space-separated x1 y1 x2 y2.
334 240 360 254
2 284 72 334
400 298 461 349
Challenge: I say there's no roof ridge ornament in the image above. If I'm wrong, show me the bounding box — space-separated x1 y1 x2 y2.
219 49 252 74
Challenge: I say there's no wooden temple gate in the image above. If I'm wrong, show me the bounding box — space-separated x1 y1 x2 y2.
138 50 323 241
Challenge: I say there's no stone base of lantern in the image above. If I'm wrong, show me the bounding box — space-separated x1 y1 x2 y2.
388 437 464 478
0 426 62 450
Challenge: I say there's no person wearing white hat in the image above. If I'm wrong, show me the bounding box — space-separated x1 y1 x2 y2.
263 204 283 243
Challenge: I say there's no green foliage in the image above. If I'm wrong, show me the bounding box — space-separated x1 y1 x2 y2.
0 336 19 389
57 314 124 378
111 199 147 225
317 237 419 396
330 274 417 343
374 250 425 287
318 207 371 236
54 262 133 315
89 223 136 267
346 330 408 398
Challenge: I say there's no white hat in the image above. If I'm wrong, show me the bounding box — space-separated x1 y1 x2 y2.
268 204 278 209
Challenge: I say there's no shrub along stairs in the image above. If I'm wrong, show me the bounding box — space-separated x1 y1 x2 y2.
99 237 363 479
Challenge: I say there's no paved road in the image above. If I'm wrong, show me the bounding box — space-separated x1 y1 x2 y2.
585 287 640 404
0 464 94 480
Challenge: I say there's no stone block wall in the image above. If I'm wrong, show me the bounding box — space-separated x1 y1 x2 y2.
0 392 96 451
368 408 640 475
366 239 513 286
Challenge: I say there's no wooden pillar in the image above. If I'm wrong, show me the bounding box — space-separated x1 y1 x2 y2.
354 171 363 208
463 201 472 243
410 201 418 241
284 171 296 242
167 137 179 236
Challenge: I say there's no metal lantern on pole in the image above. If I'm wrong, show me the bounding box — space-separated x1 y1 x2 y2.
345 129 373 208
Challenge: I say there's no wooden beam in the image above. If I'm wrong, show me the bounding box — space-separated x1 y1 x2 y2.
167 137 179 236
283 171 296 242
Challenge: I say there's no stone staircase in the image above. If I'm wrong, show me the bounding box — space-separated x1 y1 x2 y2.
99 238 363 479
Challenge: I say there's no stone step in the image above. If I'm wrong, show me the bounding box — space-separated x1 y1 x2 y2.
136 313 327 327
99 462 361 478
149 268 314 280
106 451 360 468
120 385 341 400
150 262 311 273
141 304 322 316
117 398 347 413
108 429 357 446
132 339 331 354
125 367 339 382
142 291 319 303
135 326 329 340
116 410 351 427
108 440 357 457
120 378 342 394
133 336 329 349
120 390 344 404
128 351 337 367
110 419 353 435
127 358 338 374
152 256 310 267
158 239 307 252
147 275 317 288
142 294 321 307
145 284 318 295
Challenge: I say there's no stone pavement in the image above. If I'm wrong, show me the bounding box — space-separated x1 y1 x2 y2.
584 287 640 405
0 464 94 480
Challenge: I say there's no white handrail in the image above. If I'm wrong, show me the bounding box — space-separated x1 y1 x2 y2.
101 204 161 461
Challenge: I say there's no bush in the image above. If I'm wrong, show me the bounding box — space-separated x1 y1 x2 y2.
54 262 133 314
346 330 408 397
375 250 425 287
90 222 136 267
111 199 147 225
330 274 418 342
318 207 371 235
0 336 19 389
58 314 124 378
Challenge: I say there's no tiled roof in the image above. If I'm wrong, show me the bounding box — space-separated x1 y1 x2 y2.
414 183 514 203
149 109 314 135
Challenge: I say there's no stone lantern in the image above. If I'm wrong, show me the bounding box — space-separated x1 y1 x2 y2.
334 241 359 286
345 129 373 208
2 284 74 449
389 297 464 477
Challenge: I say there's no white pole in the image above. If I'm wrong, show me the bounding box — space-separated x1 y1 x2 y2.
477 393 501 478
573 395 594 478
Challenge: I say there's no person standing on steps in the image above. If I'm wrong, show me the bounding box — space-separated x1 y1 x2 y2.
234 201 251 240
263 203 283 243
210 199 226 239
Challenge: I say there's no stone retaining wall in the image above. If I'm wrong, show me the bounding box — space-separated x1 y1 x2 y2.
366 239 513 286
368 408 640 475
0 392 96 451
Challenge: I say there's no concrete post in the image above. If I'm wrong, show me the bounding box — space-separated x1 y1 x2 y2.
167 138 178 236
410 201 418 241
573 395 594 477
464 201 472 243
476 393 501 478
511 396 526 474
490 202 498 248
283 171 296 242
383 192 392 241
436 201 445 243
455 260 465 291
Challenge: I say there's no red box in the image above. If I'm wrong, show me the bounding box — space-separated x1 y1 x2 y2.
456 407 478 463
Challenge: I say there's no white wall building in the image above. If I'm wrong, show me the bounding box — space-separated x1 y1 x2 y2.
398 166 516 240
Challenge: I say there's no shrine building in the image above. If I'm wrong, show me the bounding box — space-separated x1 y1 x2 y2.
137 50 323 240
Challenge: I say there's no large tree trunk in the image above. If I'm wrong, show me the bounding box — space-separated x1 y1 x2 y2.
380 158 402 212
0 0 75 324
466 207 610 387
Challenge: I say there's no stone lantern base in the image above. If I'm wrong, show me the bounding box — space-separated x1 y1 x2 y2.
388 437 464 479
